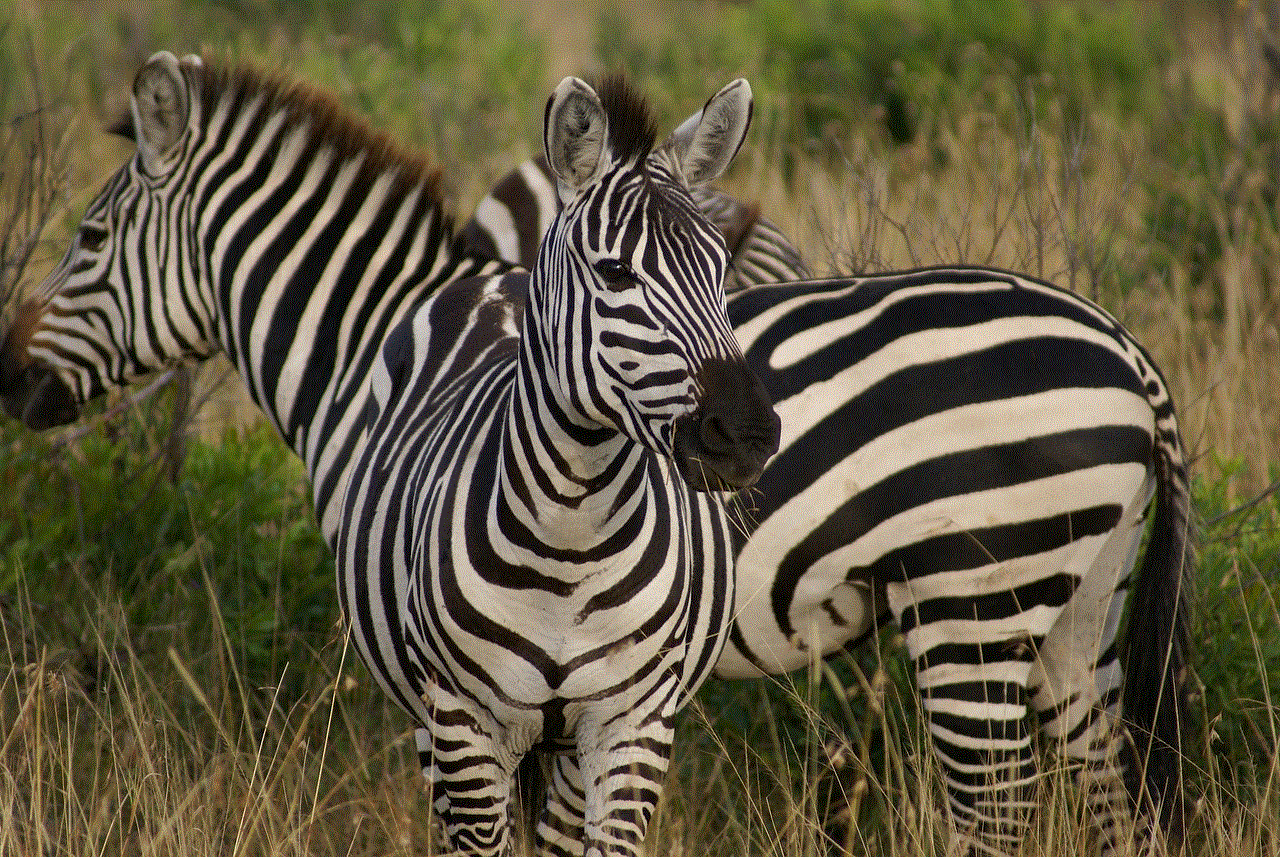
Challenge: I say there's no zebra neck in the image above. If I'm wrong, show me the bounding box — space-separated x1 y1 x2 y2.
194 126 493 538
501 334 649 547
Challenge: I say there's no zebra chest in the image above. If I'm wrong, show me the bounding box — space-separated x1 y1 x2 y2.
529 497 618 549
412 482 707 706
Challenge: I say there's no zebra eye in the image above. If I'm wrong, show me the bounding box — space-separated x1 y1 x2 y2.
594 258 636 291
78 225 109 253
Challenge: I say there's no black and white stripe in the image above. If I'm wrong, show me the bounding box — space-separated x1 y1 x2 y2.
460 154 809 294
2 52 503 543
729 270 1190 856
462 163 1193 855
336 76 777 857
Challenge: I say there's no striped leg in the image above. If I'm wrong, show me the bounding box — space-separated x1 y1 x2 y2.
889 577 1058 856
577 716 675 857
416 691 523 857
536 753 587 857
1029 634 1132 856
1028 517 1148 854
915 647 1041 855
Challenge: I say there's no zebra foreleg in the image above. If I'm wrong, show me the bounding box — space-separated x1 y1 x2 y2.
576 715 676 857
414 697 527 857
535 753 587 857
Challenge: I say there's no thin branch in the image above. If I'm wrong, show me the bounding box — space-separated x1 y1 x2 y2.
1203 477 1280 532
47 368 179 452
1 35 68 316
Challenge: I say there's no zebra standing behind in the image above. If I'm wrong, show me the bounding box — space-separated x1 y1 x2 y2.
1 52 512 545
336 76 779 856
461 160 1194 855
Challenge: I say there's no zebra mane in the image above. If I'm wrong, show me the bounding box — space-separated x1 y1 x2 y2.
109 56 447 208
204 59 445 201
595 74 656 164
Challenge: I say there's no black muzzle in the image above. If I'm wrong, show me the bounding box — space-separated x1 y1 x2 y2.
1 351 79 431
673 355 780 491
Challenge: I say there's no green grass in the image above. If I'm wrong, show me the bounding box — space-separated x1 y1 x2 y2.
1191 460 1280 791
3 0 1280 854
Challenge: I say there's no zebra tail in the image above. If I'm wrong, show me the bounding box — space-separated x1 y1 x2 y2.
1121 431 1193 846
515 751 546 846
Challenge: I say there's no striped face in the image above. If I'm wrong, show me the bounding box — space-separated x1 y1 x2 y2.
536 76 779 490
2 52 209 428
43 161 207 392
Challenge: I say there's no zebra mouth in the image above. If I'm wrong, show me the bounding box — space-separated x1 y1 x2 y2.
0 352 80 431
671 357 780 491
1 302 79 430
673 412 778 490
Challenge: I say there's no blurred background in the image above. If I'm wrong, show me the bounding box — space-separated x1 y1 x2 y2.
2 2 1278 855
5 0 1278 490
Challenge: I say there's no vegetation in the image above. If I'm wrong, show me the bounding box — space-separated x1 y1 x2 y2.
2 1 1278 854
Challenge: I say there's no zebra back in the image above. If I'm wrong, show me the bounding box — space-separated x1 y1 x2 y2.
459 154 809 291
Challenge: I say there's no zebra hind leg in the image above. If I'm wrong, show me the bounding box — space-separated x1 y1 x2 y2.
916 655 1041 857
1028 522 1147 855
888 577 1045 855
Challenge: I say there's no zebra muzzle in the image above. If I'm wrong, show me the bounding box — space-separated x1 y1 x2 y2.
0 354 79 431
1 302 79 430
673 356 780 491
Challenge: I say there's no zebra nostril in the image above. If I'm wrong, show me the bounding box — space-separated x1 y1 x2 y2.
701 410 778 459
700 412 734 452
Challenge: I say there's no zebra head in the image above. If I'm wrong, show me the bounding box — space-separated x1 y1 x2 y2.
2 52 209 430
535 75 780 491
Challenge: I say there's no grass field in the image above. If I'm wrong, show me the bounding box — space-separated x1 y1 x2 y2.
2 1 1279 855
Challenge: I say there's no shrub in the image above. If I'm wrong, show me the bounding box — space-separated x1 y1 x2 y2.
0 400 334 698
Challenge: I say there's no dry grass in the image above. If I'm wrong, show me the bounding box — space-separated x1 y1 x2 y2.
0 568 436 857
3 2 1279 856
6 581 1277 857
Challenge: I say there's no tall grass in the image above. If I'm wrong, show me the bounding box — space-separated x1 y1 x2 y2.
3 1 1279 855
5 547 1276 856
0 560 434 856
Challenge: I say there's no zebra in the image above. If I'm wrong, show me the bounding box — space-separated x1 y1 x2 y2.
0 53 779 856
0 51 515 547
460 162 1194 855
340 73 780 857
0 47 1190 853
458 154 810 294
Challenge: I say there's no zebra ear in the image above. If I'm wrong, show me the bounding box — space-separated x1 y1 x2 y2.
544 77 608 204
664 79 752 188
131 51 191 173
